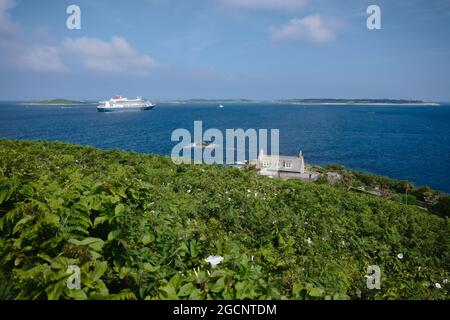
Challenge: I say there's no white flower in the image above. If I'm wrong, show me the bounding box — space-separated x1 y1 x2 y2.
306 237 313 245
356 290 362 299
435 283 442 289
205 255 224 268
443 279 449 284
187 189 191 193
397 253 404 260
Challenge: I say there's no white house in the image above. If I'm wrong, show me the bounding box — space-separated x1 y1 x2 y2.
256 149 320 181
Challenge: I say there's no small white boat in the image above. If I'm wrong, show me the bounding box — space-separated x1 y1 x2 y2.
219 104 224 108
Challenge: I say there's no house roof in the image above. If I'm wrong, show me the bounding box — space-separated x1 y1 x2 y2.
259 155 301 161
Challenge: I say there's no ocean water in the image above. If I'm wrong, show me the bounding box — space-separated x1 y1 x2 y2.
1 102 449 193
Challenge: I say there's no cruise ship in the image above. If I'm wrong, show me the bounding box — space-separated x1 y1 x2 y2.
97 96 155 112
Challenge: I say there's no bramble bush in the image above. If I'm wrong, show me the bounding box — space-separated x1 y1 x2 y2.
0 140 448 300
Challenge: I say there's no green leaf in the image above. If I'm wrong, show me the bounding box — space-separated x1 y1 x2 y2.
210 276 226 293
46 281 65 300
43 213 60 225
65 289 88 300
209 270 227 278
93 216 110 227
178 283 195 297
308 287 324 297
190 239 200 258
169 274 181 290
0 189 9 204
114 204 126 216
188 288 204 300
67 238 82 246
68 237 104 252
13 215 34 234
142 234 155 245
159 284 178 300
79 237 103 246
107 229 121 241
88 240 104 252
142 263 160 273
91 261 108 282
37 253 53 263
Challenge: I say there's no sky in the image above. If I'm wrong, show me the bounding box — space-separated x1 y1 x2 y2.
0 0 449 101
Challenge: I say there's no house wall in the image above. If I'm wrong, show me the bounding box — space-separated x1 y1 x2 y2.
258 155 303 173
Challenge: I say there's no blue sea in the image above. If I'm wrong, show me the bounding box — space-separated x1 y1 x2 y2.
1 102 449 193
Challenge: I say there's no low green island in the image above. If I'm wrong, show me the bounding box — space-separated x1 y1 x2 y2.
0 140 448 300
24 99 91 106
276 99 440 106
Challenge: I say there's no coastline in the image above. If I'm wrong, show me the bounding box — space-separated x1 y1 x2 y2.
18 102 97 106
288 102 441 106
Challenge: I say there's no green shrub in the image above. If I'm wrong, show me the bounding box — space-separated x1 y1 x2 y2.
0 140 448 300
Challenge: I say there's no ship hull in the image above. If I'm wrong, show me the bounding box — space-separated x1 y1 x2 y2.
97 105 155 112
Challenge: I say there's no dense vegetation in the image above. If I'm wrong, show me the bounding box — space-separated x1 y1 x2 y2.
0 140 448 300
317 164 450 218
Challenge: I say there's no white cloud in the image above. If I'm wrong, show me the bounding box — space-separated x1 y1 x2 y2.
220 0 310 10
0 0 67 73
271 15 338 44
18 46 67 72
61 36 157 74
0 1 156 75
0 0 16 34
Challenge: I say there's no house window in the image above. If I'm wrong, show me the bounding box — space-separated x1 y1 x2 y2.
262 161 269 167
284 161 292 169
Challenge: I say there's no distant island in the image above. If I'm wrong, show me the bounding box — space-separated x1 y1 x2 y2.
22 99 95 106
275 99 440 106
160 98 440 106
